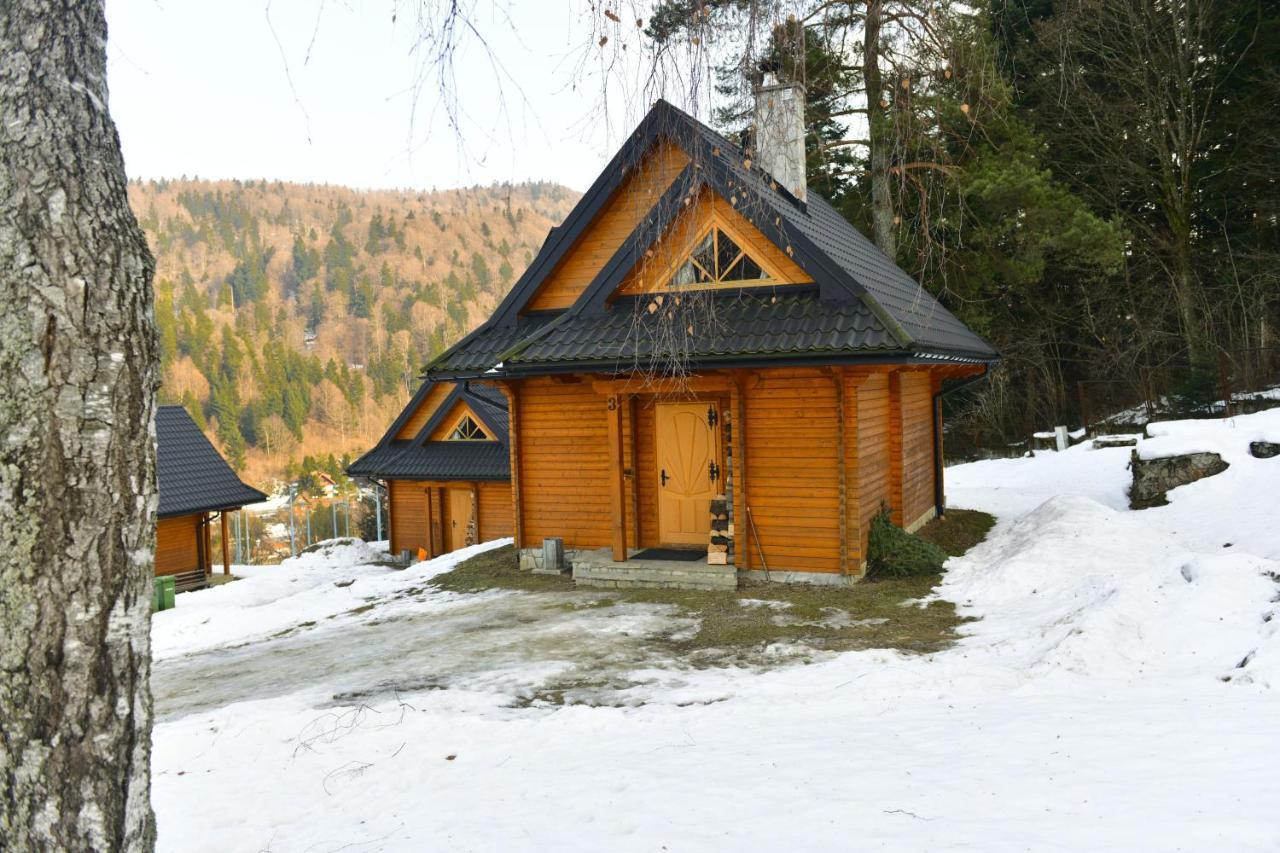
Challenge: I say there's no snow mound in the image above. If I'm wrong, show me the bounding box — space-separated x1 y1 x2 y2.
940 496 1279 685
1138 408 1280 460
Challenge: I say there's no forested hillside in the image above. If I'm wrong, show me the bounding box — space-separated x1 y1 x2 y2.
131 179 578 488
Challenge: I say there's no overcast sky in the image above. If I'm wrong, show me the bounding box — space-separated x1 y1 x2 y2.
106 1 686 193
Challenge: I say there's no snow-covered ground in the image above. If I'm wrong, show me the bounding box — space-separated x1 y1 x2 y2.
152 410 1280 852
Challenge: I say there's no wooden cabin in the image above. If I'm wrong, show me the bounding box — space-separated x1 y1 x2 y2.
156 406 267 589
424 95 998 586
348 382 512 559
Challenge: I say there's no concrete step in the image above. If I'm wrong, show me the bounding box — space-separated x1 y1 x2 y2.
572 560 737 591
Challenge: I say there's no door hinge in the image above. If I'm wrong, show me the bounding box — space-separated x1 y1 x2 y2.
707 405 718 428
709 461 720 482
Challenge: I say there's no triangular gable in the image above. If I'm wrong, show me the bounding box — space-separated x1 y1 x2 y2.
393 382 454 440
525 142 689 313
614 187 812 297
424 99 997 380
426 399 498 442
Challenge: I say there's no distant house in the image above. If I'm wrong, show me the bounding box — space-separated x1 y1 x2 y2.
348 381 512 558
156 406 267 588
422 93 998 586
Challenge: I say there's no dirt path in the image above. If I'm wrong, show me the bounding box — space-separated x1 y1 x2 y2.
152 592 691 720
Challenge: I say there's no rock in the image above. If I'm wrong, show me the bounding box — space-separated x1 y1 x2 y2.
1249 441 1280 459
1129 451 1229 509
1093 435 1138 449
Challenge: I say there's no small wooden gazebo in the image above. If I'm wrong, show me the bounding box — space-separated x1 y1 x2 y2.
156 406 267 589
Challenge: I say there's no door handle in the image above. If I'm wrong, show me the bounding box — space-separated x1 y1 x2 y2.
660 469 669 486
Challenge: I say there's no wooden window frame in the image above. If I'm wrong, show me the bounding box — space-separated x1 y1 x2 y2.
445 412 493 442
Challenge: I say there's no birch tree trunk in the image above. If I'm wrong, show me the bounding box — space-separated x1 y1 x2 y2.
0 1 159 850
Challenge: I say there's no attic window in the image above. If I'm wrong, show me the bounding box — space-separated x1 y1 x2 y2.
669 228 770 288
447 415 487 441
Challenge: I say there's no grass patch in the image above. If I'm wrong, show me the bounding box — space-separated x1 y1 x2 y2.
430 509 997 665
430 548 576 594
916 509 997 557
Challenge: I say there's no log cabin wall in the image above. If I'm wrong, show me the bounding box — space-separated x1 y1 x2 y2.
856 371 893 551
899 370 938 531
510 365 946 574
512 376 613 548
156 514 202 576
389 480 429 555
476 481 513 543
741 368 843 574
388 479 513 556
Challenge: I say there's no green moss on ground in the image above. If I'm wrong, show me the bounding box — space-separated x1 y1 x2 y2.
430 507 997 663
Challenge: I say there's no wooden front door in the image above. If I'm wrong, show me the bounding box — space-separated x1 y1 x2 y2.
447 487 474 552
656 402 719 546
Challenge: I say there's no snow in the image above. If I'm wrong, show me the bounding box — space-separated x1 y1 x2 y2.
152 538 511 661
152 411 1280 852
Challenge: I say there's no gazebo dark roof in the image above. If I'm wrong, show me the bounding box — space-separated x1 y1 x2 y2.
347 382 510 481
156 406 267 518
425 99 997 381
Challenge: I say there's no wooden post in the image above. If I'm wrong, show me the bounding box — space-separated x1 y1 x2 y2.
933 373 946 520
845 369 871 575
627 395 640 547
735 373 751 571
606 394 628 561
203 512 213 575
220 511 231 575
386 481 396 555
887 370 904 526
500 381 525 550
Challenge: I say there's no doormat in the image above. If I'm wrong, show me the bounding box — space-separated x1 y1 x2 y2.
630 548 706 562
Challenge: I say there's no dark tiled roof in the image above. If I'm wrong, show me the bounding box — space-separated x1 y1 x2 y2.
503 289 897 370
348 440 509 480
347 382 510 481
156 406 267 517
678 111 996 359
425 100 997 379
428 315 556 377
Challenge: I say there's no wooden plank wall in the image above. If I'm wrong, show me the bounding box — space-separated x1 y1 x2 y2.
395 383 454 439
856 372 892 552
899 370 937 528
741 368 842 573
156 514 200 576
526 144 690 312
476 481 514 543
389 480 429 555
515 377 612 547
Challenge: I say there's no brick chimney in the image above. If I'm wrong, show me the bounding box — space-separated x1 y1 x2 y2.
754 72 807 203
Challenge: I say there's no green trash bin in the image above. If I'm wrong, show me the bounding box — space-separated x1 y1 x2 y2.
153 576 176 612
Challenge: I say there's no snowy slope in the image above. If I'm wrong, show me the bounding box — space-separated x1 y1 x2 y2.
151 411 1280 852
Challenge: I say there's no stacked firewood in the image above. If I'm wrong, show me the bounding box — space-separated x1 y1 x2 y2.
708 495 733 565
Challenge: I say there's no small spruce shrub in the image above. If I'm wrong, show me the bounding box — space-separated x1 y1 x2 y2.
867 507 947 578
1169 356 1219 414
